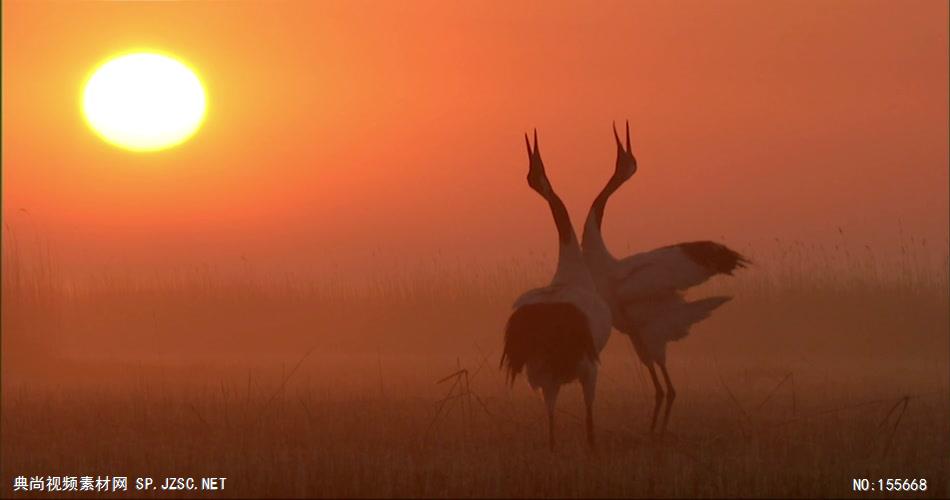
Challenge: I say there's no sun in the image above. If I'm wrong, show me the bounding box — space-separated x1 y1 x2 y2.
82 52 207 152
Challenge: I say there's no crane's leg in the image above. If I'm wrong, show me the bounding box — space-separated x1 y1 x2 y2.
646 363 665 433
581 372 597 450
629 332 664 434
658 362 676 434
542 385 559 452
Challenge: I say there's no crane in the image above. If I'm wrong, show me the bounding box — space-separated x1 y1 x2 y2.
501 130 612 450
581 122 749 434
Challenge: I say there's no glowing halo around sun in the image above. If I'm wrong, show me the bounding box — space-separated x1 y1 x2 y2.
81 52 207 152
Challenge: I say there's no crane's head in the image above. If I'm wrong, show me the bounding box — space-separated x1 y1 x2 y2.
524 129 552 197
613 120 638 181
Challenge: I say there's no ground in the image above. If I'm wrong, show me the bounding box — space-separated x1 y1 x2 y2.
2 239 948 497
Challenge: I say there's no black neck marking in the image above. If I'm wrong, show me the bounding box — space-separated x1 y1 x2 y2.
546 191 575 245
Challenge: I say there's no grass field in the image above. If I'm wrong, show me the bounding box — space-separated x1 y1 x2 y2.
2 232 948 497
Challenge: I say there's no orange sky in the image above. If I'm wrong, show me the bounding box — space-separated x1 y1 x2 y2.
3 0 948 281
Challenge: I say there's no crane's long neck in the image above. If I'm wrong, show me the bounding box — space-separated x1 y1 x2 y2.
582 173 625 264
543 191 593 288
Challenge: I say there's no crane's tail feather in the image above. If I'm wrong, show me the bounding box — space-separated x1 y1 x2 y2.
501 302 597 386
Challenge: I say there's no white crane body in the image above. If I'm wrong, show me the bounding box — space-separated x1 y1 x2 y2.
501 131 612 450
581 122 749 433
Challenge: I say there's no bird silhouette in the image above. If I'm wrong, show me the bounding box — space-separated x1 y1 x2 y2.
501 130 612 451
581 121 749 434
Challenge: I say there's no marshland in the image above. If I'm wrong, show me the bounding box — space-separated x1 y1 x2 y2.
2 228 947 497
3 1 948 497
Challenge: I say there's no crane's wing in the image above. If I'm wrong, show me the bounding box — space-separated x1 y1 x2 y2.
618 294 732 362
610 241 749 300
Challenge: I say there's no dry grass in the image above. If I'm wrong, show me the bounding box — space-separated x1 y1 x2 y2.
2 228 948 497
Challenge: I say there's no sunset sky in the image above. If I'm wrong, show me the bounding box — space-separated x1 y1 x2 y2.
3 0 947 281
